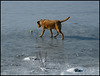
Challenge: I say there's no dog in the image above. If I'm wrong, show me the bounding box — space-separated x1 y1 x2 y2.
37 16 70 40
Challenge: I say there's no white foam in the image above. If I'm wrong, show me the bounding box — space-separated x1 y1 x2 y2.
23 56 40 61
23 57 30 61
60 67 99 75
66 68 76 73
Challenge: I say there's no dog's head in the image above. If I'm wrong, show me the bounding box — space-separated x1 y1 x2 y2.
37 20 41 28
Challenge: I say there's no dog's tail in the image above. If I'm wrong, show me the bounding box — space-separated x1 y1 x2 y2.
60 16 70 23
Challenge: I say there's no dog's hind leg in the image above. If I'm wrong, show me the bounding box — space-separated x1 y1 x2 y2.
54 31 59 38
50 29 53 38
59 30 64 40
54 24 60 38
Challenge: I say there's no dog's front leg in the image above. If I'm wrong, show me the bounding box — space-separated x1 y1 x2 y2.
40 28 45 37
54 31 59 38
50 29 53 38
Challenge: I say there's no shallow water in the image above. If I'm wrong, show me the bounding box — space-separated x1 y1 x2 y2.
1 1 99 75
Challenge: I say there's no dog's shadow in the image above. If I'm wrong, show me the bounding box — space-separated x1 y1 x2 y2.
63 36 99 40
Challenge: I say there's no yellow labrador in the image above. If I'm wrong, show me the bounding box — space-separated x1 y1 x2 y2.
37 16 70 40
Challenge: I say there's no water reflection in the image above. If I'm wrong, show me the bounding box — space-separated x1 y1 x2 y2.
34 37 66 64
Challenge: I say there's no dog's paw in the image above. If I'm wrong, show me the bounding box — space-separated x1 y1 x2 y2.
40 35 42 37
50 36 53 38
61 37 64 40
54 36 56 38
54 36 57 39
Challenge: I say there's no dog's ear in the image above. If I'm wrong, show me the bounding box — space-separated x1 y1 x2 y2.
37 20 41 28
37 21 40 24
